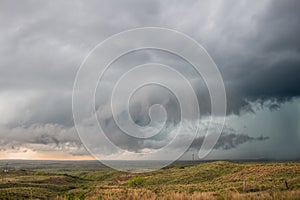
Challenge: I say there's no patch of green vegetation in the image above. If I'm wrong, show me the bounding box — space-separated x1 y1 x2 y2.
128 176 146 187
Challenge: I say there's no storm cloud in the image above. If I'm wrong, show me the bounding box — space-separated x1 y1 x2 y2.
0 0 299 160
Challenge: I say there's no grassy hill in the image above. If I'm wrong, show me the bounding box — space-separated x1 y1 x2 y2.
0 161 300 199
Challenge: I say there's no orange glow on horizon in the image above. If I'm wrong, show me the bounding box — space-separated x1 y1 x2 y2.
0 149 95 160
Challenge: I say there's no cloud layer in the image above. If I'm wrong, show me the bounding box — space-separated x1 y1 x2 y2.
0 0 299 160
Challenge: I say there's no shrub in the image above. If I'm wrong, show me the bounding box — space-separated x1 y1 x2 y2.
128 177 146 187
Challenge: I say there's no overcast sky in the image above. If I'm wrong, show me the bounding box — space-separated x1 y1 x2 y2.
0 0 299 160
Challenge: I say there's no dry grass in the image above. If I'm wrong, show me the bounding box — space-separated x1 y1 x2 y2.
82 187 300 200
1 161 300 199
83 187 216 200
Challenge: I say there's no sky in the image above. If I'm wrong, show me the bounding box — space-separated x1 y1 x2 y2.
0 0 300 161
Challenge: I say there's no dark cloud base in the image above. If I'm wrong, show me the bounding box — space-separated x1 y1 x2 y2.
0 0 299 160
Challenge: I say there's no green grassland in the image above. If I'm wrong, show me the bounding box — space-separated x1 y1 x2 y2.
0 161 300 199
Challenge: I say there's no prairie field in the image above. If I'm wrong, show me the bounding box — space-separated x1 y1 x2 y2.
0 161 300 200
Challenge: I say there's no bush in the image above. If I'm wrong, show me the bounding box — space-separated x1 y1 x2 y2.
128 177 146 187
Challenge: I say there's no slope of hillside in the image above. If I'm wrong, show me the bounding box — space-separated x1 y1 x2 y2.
0 161 300 199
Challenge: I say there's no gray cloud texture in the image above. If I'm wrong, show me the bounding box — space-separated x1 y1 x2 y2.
0 0 299 159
